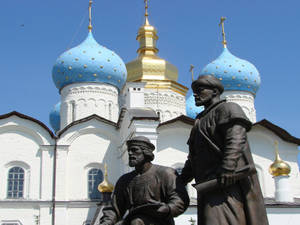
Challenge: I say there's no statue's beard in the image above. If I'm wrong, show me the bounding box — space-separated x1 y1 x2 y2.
195 98 207 106
128 160 138 167
129 157 145 167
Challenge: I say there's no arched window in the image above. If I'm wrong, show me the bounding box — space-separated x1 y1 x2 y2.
7 167 24 199
88 169 103 200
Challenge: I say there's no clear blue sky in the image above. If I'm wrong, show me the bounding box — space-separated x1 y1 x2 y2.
1 0 299 140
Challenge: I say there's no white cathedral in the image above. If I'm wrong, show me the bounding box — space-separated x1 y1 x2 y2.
0 2 300 225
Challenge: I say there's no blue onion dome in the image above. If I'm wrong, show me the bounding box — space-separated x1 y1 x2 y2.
49 102 61 132
52 32 127 91
186 95 204 119
200 47 261 95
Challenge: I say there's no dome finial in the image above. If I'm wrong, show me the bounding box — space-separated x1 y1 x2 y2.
189 65 195 81
274 140 281 161
104 163 108 177
144 0 150 25
219 17 227 48
88 0 93 32
135 0 159 57
269 140 291 177
98 163 114 193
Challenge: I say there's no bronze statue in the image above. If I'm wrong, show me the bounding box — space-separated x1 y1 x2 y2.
180 75 269 225
99 136 190 225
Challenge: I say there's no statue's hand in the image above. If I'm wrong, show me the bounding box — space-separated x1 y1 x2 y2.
156 204 170 217
219 170 236 187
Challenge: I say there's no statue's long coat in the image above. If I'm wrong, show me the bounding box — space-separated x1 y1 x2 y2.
180 100 269 225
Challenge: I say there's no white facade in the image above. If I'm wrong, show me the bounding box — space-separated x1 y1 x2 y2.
0 114 54 225
0 22 299 225
221 90 257 123
0 102 299 225
60 83 120 129
144 88 186 122
122 82 186 123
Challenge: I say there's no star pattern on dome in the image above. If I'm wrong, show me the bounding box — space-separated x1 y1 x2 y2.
200 47 260 95
52 32 127 91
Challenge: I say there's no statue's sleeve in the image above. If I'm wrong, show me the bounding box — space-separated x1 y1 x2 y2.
164 168 190 217
179 158 194 185
217 102 251 171
220 123 248 171
217 102 252 131
179 125 197 185
100 178 127 225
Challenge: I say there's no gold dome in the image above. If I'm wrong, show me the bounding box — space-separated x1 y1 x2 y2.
269 141 291 177
126 2 179 83
98 164 114 193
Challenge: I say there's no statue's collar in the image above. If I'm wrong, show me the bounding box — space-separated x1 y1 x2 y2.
197 100 226 118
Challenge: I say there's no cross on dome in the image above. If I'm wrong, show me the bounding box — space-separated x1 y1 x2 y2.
219 17 227 47
88 0 93 32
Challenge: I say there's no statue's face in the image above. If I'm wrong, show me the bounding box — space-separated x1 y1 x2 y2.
193 86 215 107
128 145 145 167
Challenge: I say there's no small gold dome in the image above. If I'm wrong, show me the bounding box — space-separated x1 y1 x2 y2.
269 141 291 177
98 164 114 193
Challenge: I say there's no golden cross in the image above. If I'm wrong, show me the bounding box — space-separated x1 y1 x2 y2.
274 140 281 160
219 17 227 47
144 0 149 17
189 65 195 81
88 0 93 31
104 163 108 177
274 140 279 150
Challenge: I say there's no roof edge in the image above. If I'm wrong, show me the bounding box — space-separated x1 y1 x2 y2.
254 119 300 145
158 115 195 127
158 117 300 145
57 114 117 137
0 111 56 138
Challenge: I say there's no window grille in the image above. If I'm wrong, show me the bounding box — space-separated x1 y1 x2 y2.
88 168 103 199
7 167 24 199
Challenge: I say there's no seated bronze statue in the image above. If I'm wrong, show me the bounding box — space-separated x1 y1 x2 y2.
99 136 190 225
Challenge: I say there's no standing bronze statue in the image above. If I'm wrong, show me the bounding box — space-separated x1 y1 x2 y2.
180 75 269 225
99 136 189 225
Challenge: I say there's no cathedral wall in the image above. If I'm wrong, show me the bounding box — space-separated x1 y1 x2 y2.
266 207 300 225
56 120 121 201
144 89 186 122
66 133 119 200
156 122 198 198
61 203 97 225
248 125 300 198
0 115 55 224
0 205 41 225
175 207 300 225
0 116 54 201
248 131 274 197
221 91 256 123
156 122 190 166
60 83 119 129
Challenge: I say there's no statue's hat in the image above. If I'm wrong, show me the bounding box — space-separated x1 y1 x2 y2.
126 136 155 151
